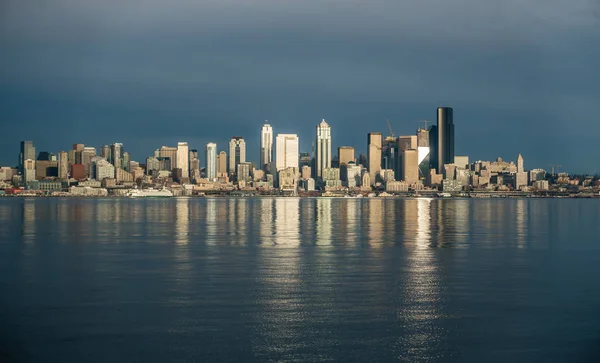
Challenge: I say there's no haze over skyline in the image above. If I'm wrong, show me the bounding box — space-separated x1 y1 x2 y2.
1 0 599 172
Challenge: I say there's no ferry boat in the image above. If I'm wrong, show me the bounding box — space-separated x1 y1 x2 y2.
127 188 173 198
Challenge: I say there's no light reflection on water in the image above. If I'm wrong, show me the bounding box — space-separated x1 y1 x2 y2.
1 198 600 362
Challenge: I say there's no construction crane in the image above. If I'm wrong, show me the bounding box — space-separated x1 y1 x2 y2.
386 119 395 138
416 119 431 130
549 164 562 176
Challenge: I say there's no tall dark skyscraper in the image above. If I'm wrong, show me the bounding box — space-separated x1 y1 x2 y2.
436 107 454 173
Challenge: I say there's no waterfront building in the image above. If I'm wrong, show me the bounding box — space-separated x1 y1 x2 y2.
177 142 189 178
443 179 463 192
0 167 14 181
260 122 273 170
206 143 217 181
316 120 332 179
386 181 409 192
436 107 454 174
276 134 299 171
367 132 382 184
379 169 396 183
533 180 549 191
278 167 300 191
361 172 371 189
229 137 246 175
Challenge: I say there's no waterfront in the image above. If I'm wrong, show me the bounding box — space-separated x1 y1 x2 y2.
1 198 600 362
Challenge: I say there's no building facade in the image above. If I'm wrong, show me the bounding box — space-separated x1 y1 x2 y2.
229 137 246 175
260 122 273 170
367 132 382 184
276 134 299 171
316 120 332 179
177 142 189 178
206 142 217 181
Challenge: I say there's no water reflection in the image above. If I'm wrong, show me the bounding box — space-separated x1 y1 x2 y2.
275 198 300 246
175 198 189 245
315 198 332 245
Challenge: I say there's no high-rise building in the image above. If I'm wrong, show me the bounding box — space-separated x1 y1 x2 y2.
81 147 97 177
417 128 431 179
159 146 177 170
402 149 419 185
229 137 246 175
316 120 331 179
206 143 217 181
276 134 299 171
23 159 36 182
72 144 85 165
101 145 111 161
367 132 382 184
217 151 227 176
517 153 524 173
338 146 355 166
111 143 124 170
177 142 189 178
260 122 273 170
58 151 69 180
20 141 36 170
436 107 454 173
189 150 199 173
92 158 115 181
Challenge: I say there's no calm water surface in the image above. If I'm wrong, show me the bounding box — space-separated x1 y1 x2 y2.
1 197 600 362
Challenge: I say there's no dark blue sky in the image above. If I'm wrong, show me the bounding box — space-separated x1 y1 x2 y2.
1 0 599 173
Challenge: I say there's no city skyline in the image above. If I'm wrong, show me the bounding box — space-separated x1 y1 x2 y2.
1 1 598 173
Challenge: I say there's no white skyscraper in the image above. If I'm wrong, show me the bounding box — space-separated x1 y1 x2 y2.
206 142 217 181
177 142 189 178
316 119 331 179
229 137 246 174
276 134 299 171
260 121 273 170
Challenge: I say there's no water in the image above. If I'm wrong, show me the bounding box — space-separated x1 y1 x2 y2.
1 197 600 362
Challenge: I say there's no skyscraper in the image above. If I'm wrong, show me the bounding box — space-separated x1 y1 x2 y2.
111 143 123 170
206 143 217 181
436 107 454 173
316 120 331 179
20 141 36 172
159 146 177 170
417 128 431 178
72 143 84 165
402 149 419 185
177 142 189 178
229 137 246 175
260 122 273 170
517 153 524 173
338 146 355 166
217 151 227 176
58 151 69 180
101 145 111 161
276 134 299 171
367 132 382 183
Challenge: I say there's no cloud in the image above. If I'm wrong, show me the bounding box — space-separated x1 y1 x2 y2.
0 0 599 172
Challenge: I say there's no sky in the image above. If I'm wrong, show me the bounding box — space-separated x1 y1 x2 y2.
1 0 599 173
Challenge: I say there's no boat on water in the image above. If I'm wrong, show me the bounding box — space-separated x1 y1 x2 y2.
437 192 452 198
127 188 173 198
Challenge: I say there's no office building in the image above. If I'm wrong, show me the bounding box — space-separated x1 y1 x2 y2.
517 154 524 173
229 137 246 175
417 128 431 178
101 145 111 160
177 142 189 178
367 132 382 184
216 151 227 176
436 107 454 173
454 156 469 169
189 149 200 173
81 147 97 177
58 151 69 180
260 122 273 170
111 143 124 170
206 143 217 181
301 165 312 180
20 141 36 174
237 162 252 183
316 119 332 179
159 146 177 170
402 149 419 185
72 143 84 165
92 158 115 181
338 146 355 166
276 134 299 171
345 162 362 188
